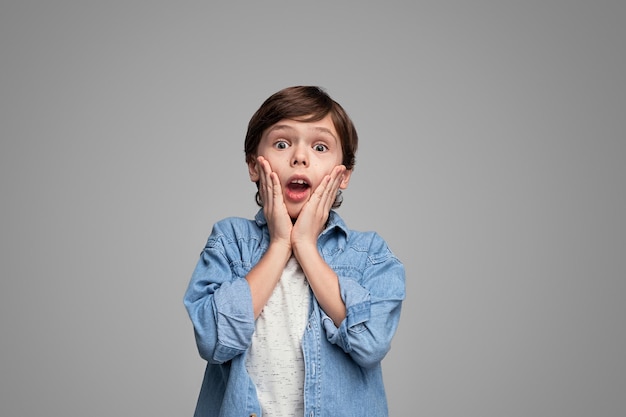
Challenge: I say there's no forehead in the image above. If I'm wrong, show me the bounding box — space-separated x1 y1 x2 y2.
264 114 339 139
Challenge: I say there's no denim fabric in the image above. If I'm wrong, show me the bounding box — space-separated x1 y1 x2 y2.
184 209 406 417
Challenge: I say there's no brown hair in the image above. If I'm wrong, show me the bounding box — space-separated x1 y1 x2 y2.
244 86 358 208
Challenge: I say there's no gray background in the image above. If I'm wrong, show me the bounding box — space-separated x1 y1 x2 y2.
1 1 624 416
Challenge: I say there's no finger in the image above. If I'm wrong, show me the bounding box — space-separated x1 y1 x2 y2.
258 156 273 211
309 174 331 209
270 171 284 206
256 156 266 206
321 165 346 211
309 178 335 222
310 166 341 210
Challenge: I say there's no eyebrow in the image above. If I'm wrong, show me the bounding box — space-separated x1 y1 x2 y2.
267 124 338 140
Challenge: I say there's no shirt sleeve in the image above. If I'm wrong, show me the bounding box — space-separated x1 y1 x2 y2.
183 225 256 364
322 234 406 369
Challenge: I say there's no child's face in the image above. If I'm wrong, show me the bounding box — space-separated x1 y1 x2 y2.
248 114 352 219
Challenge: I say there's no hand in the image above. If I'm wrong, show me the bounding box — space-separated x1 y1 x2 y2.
292 164 347 249
256 156 293 248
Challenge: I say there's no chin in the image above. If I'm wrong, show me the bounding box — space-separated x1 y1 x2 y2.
287 208 303 221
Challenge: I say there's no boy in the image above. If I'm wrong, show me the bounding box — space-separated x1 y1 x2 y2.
184 86 406 416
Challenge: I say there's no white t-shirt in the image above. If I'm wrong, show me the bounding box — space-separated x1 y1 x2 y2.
245 256 311 416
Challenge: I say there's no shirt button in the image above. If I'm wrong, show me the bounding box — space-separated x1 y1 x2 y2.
250 414 257 417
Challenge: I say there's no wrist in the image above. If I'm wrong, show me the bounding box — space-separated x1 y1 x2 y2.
292 240 318 260
268 239 293 259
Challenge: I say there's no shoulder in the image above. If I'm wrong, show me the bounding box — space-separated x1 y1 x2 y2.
328 212 399 262
348 229 395 258
207 215 264 245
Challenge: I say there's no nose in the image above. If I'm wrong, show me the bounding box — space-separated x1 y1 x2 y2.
291 145 308 166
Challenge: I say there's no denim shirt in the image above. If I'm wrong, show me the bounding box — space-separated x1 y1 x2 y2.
184 209 406 417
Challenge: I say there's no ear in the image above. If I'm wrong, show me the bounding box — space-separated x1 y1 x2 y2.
339 169 353 189
248 158 260 182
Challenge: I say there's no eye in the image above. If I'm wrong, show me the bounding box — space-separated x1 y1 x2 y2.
274 140 289 150
313 143 328 152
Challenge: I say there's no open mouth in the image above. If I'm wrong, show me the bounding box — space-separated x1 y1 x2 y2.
285 177 311 202
287 178 310 191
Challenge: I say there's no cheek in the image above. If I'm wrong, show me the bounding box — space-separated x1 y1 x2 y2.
264 152 289 165
324 159 341 172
